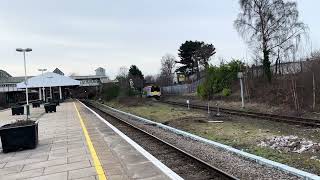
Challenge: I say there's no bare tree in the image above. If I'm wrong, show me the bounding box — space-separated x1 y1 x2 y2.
234 0 307 82
311 49 320 59
159 54 176 86
116 66 129 96
117 66 128 79
144 75 155 84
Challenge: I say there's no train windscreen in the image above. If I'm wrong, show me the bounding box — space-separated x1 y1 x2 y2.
151 86 160 92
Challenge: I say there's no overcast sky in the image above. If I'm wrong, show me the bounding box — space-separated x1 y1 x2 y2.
0 0 319 79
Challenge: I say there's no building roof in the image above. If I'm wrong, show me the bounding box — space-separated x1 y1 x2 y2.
0 76 32 84
53 68 64 76
0 70 33 84
0 70 12 78
16 72 80 88
95 67 105 71
95 67 106 76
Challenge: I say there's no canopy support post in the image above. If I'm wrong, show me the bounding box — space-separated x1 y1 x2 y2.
42 87 46 102
39 87 42 100
59 86 62 100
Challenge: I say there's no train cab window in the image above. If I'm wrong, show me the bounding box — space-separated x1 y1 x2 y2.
151 86 160 92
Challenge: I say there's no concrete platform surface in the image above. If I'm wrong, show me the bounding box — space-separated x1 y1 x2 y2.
0 101 173 180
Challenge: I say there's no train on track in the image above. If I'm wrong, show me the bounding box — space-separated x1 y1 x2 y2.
143 85 161 99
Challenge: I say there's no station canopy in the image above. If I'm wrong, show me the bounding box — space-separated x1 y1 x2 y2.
16 72 80 89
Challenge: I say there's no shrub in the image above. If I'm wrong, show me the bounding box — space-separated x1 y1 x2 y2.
127 88 140 96
197 59 244 99
88 92 95 99
197 84 206 98
222 88 231 96
101 84 120 101
197 81 213 99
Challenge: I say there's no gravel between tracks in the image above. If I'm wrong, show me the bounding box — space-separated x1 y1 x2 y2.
93 102 302 180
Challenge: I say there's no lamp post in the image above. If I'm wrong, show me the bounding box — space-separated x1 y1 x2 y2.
16 48 32 117
38 69 47 102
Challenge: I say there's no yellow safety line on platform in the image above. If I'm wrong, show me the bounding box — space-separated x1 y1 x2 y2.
73 102 107 180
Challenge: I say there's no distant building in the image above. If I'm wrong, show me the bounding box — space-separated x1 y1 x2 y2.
248 60 310 77
70 75 106 87
70 68 111 87
0 69 33 105
0 70 28 93
0 76 27 92
0 68 81 105
175 73 186 84
95 67 106 76
53 68 64 76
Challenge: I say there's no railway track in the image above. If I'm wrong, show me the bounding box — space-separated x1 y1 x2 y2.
84 101 238 180
160 100 320 127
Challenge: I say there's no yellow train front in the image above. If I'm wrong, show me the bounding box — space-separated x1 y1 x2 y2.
143 85 161 99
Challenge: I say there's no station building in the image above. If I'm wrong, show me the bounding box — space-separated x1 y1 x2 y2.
0 67 117 107
70 67 109 87
70 67 117 98
0 70 32 106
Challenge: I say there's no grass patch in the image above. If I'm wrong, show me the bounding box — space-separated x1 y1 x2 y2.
107 100 204 123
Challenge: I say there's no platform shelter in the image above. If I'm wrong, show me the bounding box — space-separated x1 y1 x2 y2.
16 72 80 102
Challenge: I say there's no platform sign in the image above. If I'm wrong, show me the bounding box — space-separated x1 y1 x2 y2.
237 72 245 108
129 79 134 88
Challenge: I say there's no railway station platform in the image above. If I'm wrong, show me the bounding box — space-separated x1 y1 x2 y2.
0 100 176 180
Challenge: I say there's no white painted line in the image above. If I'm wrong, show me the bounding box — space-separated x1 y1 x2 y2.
99 102 320 180
78 101 183 180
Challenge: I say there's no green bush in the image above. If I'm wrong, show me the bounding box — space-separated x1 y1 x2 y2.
222 88 231 96
197 59 244 99
197 81 212 99
128 88 139 96
197 84 205 98
101 84 120 101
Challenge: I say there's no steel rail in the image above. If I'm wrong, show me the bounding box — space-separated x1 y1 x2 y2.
85 101 238 180
161 100 320 127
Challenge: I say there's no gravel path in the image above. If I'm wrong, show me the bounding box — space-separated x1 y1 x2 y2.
93 102 302 180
